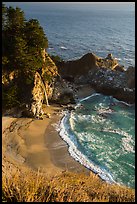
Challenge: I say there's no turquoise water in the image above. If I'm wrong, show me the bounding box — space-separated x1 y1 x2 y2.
60 94 135 188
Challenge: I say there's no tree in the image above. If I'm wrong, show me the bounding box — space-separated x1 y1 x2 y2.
24 19 48 50
2 5 48 74
2 3 7 31
2 5 26 72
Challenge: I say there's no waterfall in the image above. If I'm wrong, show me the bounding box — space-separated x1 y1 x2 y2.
36 72 49 106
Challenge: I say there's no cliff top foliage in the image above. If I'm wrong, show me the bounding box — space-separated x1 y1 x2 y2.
2 3 48 74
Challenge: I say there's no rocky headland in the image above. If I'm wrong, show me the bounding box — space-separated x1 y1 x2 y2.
58 52 135 104
2 51 135 118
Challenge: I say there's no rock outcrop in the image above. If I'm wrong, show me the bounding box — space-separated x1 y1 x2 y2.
89 67 135 103
30 52 59 117
31 72 47 118
59 52 135 104
41 52 59 100
51 77 75 105
58 53 119 78
58 53 98 78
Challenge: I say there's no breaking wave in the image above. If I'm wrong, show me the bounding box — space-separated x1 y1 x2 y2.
58 93 135 188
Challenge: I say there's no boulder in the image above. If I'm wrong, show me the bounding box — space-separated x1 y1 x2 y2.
51 77 76 105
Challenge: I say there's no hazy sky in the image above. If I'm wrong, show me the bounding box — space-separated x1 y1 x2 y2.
4 2 135 5
4 2 135 11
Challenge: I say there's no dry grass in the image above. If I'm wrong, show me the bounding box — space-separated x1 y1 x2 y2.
2 169 135 202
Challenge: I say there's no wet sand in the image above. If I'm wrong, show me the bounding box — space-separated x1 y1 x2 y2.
2 86 95 178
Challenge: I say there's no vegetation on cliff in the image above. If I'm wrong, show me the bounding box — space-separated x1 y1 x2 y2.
2 4 48 73
2 4 59 110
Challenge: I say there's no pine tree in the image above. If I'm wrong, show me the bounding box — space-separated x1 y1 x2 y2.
2 6 26 72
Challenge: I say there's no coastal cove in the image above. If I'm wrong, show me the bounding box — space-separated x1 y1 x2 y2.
58 93 135 188
2 88 135 187
2 2 135 202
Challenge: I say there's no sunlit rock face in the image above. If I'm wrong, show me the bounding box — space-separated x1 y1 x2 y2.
31 72 45 118
30 52 59 118
58 52 119 78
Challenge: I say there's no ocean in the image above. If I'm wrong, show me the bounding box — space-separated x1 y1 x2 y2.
5 2 135 68
59 94 135 188
5 2 135 188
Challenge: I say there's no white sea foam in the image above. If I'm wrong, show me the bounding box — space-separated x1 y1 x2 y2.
114 98 133 107
115 57 122 61
77 114 92 122
121 135 135 153
55 92 134 187
60 46 68 50
91 115 106 123
58 112 116 184
79 93 101 102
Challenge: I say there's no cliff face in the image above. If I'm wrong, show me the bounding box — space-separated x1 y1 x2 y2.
31 72 47 118
41 52 58 99
30 52 59 117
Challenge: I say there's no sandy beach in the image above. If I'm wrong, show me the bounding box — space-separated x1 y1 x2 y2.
2 86 95 178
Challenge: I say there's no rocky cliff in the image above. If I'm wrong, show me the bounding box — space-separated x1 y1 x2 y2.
2 51 135 117
2 51 59 117
58 52 135 104
2 51 77 117
28 51 61 118
58 53 120 79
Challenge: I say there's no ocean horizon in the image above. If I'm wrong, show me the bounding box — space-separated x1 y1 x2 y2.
4 2 135 69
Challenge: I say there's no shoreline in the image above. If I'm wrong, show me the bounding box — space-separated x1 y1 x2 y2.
2 85 135 190
2 85 95 179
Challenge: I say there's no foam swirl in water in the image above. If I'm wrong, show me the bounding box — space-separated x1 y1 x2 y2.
58 93 135 188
